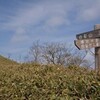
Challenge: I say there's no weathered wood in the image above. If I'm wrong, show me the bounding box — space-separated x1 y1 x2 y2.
74 38 100 50
76 29 100 40
94 25 100 73
75 24 100 73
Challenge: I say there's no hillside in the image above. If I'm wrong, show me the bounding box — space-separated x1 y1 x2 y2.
0 55 18 65
0 63 100 100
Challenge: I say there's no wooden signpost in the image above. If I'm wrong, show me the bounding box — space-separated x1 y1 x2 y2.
74 24 100 73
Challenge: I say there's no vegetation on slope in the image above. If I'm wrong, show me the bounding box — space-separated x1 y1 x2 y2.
0 55 18 65
0 63 100 100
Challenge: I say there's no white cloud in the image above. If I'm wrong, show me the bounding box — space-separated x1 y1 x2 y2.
1 1 100 44
11 33 30 44
45 16 70 28
1 0 100 44
81 9 99 21
76 0 100 21
1 0 73 44
10 27 30 44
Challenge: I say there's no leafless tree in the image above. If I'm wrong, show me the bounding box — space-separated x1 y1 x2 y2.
29 41 42 63
41 42 71 65
67 49 94 68
29 41 90 67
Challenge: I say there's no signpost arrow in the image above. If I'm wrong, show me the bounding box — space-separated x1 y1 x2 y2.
74 38 100 50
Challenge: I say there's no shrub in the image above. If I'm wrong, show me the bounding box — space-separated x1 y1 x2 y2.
0 64 99 100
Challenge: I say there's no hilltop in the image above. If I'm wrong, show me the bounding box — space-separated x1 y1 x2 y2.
0 55 18 66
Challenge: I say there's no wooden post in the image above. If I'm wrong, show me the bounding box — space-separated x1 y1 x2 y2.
94 24 100 73
95 47 100 73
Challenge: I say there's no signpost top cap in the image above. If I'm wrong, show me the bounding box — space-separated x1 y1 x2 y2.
94 24 100 30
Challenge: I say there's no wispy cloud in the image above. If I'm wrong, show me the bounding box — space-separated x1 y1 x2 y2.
1 0 73 44
76 0 100 21
11 28 30 44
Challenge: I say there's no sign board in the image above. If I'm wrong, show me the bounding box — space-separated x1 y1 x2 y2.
74 38 100 50
76 29 100 40
75 24 100 73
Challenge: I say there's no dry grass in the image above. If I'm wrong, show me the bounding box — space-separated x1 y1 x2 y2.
0 56 100 100
0 55 18 66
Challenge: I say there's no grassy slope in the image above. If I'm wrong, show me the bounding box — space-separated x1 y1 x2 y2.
0 55 99 100
0 62 100 100
0 55 18 65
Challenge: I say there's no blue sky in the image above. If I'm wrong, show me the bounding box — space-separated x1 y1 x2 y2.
0 0 100 61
